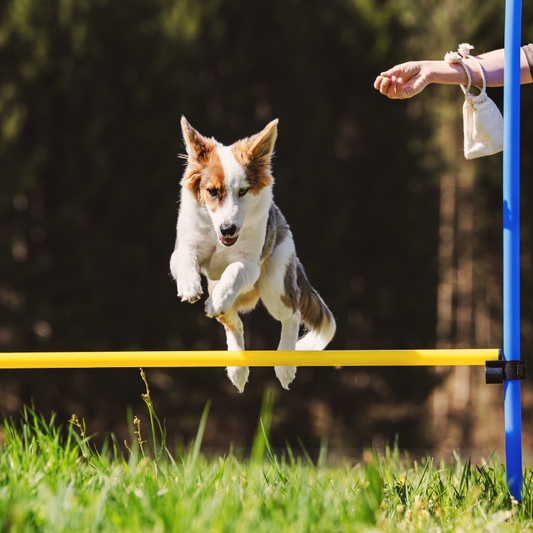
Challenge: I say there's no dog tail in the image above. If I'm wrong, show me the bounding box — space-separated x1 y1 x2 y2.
295 260 336 350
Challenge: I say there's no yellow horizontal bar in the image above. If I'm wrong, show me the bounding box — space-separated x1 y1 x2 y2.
0 349 500 369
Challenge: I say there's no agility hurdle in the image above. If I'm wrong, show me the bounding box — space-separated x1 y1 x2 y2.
0 349 501 369
0 347 525 500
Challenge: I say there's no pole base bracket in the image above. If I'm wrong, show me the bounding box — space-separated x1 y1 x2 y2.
486 359 527 384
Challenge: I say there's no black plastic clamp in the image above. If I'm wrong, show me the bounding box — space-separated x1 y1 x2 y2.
486 358 527 384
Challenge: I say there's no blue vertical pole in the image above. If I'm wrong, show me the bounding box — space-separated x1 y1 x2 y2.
503 0 523 502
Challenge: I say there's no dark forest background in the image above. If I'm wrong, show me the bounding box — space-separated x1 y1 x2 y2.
1 0 533 458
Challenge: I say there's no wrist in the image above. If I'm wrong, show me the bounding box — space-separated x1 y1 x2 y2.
420 61 438 85
428 60 470 85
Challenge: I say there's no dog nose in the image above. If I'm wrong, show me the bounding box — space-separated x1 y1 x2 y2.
220 224 237 237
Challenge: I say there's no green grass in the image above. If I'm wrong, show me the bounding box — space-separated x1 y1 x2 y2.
0 377 532 532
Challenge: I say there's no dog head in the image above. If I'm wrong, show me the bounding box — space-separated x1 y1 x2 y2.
180 117 278 247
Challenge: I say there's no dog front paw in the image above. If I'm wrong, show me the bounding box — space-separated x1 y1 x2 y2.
205 296 228 318
205 286 233 317
177 276 203 304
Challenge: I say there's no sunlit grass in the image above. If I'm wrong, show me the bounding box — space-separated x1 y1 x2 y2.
0 374 531 532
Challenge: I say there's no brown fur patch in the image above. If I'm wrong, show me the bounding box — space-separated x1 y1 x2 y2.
234 287 261 314
182 144 227 209
296 260 328 330
217 318 235 334
216 312 241 334
231 119 278 195
184 159 227 207
181 117 216 162
181 117 227 207
197 152 227 210
231 142 273 195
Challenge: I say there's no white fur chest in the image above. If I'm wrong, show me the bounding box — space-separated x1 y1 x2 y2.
201 248 240 281
200 230 263 281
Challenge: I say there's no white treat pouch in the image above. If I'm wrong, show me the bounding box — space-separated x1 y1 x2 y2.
445 44 503 160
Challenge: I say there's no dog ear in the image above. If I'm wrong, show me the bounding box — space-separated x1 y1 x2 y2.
248 119 278 167
230 119 279 193
181 116 213 162
180 117 214 201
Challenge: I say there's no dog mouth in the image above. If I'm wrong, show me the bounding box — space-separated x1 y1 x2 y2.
220 236 238 246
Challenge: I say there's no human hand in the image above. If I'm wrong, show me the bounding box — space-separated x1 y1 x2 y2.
373 61 432 99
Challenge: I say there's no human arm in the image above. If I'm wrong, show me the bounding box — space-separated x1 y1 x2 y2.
373 47 533 100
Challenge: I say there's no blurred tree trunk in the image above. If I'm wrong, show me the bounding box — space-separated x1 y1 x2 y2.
432 88 477 449
400 0 505 451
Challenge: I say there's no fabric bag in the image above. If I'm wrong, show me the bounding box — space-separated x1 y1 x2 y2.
445 44 503 160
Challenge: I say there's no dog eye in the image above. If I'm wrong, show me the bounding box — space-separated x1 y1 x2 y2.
207 188 218 198
238 188 249 197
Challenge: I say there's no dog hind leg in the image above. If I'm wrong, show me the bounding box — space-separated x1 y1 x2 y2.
258 247 301 390
216 308 249 393
273 310 300 389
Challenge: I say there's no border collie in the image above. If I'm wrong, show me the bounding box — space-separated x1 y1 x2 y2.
170 117 336 392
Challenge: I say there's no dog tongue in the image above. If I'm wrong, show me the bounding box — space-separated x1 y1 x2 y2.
221 236 237 246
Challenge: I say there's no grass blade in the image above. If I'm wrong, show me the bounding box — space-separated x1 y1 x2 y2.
251 384 275 465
